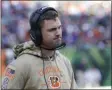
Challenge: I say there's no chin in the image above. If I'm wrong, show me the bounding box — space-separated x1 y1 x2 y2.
47 41 62 49
55 42 62 47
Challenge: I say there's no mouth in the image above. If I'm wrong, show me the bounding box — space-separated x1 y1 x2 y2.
54 37 62 40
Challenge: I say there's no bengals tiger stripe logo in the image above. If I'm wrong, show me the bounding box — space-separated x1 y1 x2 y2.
48 76 60 89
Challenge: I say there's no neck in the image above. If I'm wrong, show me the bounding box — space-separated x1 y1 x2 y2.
40 47 55 58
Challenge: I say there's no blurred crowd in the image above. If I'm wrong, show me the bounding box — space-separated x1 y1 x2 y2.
1 1 111 88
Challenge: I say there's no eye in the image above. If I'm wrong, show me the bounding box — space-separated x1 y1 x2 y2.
58 25 62 29
49 28 57 32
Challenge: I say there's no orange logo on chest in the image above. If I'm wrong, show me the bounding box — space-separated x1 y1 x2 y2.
38 66 61 76
48 76 60 89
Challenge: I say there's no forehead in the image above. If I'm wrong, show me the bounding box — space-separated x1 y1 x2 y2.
42 17 61 30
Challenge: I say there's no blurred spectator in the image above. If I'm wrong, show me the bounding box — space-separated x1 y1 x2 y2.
75 70 85 88
5 48 14 66
1 50 6 76
84 66 102 87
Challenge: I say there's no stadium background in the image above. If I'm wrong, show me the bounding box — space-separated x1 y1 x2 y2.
1 1 111 89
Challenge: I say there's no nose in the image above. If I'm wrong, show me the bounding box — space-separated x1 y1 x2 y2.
56 28 61 36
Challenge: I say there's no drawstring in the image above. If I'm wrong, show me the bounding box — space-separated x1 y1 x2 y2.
40 48 49 90
41 50 72 89
54 53 63 77
41 50 60 89
43 58 49 90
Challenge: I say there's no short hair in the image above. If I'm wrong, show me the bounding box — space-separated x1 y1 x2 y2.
38 10 59 29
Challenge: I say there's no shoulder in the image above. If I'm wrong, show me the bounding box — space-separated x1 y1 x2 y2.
15 53 39 64
5 54 33 78
56 51 71 66
7 54 34 72
13 53 42 70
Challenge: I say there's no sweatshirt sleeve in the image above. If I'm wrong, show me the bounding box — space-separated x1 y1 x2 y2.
71 71 78 89
1 58 29 89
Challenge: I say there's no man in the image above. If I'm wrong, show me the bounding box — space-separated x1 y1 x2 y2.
2 6 77 89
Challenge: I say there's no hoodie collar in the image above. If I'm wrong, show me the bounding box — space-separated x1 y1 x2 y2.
13 41 41 59
13 41 59 60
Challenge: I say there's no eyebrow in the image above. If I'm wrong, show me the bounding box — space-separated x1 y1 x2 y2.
47 25 62 31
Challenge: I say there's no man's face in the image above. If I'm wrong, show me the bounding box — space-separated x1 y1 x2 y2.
41 17 62 49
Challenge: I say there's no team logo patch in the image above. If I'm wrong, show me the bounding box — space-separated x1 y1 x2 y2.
48 76 60 89
5 65 16 79
2 77 9 89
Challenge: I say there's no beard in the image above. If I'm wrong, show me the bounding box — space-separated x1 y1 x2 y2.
41 39 62 50
55 40 62 48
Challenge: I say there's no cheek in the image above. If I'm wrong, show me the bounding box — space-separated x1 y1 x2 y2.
42 31 47 39
42 33 54 41
47 34 54 40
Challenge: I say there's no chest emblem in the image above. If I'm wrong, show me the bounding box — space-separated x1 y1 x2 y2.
48 76 60 89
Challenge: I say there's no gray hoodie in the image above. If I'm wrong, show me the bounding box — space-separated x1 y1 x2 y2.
2 41 77 89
